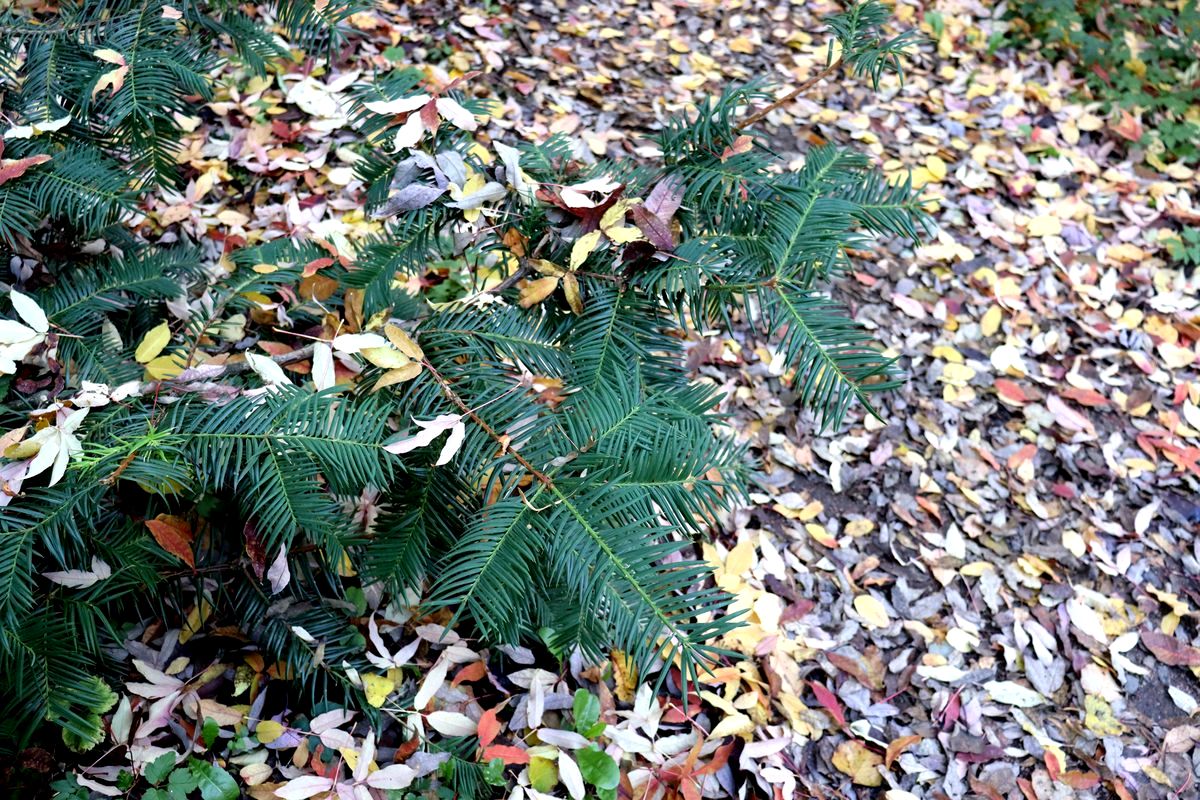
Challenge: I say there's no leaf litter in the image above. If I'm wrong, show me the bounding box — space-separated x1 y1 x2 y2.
35 0 1200 798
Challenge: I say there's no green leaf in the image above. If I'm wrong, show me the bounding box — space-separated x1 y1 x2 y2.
144 753 177 785
576 746 619 791
143 790 170 800
482 758 506 786
188 760 238 800
201 716 220 749
572 689 601 734
167 767 198 800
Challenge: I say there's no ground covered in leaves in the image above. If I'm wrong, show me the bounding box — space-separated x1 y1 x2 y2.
31 0 1200 798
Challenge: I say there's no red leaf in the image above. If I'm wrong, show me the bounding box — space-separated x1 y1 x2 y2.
808 680 846 728
1044 749 1061 782
941 688 962 731
244 521 266 580
476 707 502 749
0 154 51 187
480 744 529 764
1141 629 1200 665
145 515 195 568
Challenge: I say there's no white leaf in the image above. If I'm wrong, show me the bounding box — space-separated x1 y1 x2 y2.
426 710 477 737
364 94 431 115
331 333 388 353
559 176 621 208
983 680 1045 708
1134 499 1159 536
312 342 335 390
494 141 537 201
446 181 507 211
310 709 356 734
318 728 354 749
275 775 335 800
110 695 132 744
365 764 417 790
383 414 463 456
9 290 48 333
291 625 316 644
434 421 466 465
392 113 427 152
245 352 290 385
354 730 375 782
535 729 590 749
267 546 290 594
414 657 449 709
435 98 478 132
557 751 586 800
43 556 112 588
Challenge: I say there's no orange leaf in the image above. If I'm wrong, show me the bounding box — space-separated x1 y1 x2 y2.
719 135 754 162
885 735 921 769
1059 772 1101 790
0 154 51 186
452 661 487 686
1110 109 1143 142
145 514 195 568
476 707 502 749
480 744 529 764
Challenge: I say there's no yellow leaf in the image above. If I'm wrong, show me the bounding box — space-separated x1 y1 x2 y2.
832 740 883 786
360 346 411 369
256 720 285 744
724 539 756 576
179 596 212 644
374 362 422 390
854 594 890 629
135 322 172 364
806 523 837 548
145 353 187 380
728 36 755 54
569 230 603 271
1084 695 1126 736
93 65 129 98
562 272 584 315
384 325 425 361
980 305 1002 337
1027 215 1062 238
611 651 637 702
528 756 558 794
605 225 644 244
529 258 566 277
518 276 560 308
362 673 394 708
709 712 754 739
925 155 947 181
599 200 633 231
845 519 874 537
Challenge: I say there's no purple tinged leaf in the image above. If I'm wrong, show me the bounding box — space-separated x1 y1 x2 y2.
644 175 685 219
631 205 674 251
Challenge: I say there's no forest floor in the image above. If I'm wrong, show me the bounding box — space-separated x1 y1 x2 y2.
49 0 1200 798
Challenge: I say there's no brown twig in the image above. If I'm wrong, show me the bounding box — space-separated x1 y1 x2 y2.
421 360 554 488
736 59 843 132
